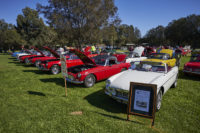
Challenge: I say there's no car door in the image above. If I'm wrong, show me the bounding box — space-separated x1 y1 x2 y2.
105 58 121 78
162 66 178 93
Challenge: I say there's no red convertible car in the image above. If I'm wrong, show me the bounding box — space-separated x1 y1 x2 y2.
67 49 131 87
183 54 200 76
19 47 45 63
28 46 60 67
38 53 97 75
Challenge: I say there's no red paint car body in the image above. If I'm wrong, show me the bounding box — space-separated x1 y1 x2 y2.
66 49 131 87
29 46 60 66
183 54 200 76
19 47 44 63
38 54 97 74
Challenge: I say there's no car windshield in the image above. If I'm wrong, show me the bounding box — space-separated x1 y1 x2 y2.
127 52 139 58
42 50 53 56
149 53 169 60
130 61 166 73
32 50 41 55
93 55 108 66
190 55 200 62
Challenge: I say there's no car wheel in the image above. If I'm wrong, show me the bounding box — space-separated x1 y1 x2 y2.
51 65 60 75
35 60 41 67
25 58 29 64
172 75 178 88
121 68 126 72
84 74 96 88
156 90 162 111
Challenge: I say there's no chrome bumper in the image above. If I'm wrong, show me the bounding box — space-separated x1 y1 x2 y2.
66 77 83 84
38 65 49 71
105 88 128 104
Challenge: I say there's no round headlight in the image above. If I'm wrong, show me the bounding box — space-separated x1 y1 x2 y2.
77 73 81 78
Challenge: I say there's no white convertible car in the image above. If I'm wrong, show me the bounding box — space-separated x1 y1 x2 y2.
105 61 179 111
125 46 147 63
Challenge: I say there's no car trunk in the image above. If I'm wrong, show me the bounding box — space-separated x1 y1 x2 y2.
68 65 96 74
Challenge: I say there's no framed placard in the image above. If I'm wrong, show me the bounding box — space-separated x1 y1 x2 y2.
60 54 68 77
127 82 157 126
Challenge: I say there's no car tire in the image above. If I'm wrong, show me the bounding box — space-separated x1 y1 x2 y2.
156 90 162 111
25 58 29 64
84 74 96 88
121 68 126 72
51 65 60 75
35 60 41 67
172 75 178 88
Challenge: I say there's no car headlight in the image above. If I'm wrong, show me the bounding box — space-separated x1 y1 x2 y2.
77 73 81 78
106 80 111 89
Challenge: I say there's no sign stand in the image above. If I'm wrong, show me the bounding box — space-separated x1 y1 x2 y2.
64 77 67 96
127 82 157 127
60 54 68 97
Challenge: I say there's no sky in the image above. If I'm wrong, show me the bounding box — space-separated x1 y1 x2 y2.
0 0 200 36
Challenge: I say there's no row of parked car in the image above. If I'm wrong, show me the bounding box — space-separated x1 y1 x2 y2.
11 46 199 111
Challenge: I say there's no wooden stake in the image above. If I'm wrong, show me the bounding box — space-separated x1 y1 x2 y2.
64 77 67 96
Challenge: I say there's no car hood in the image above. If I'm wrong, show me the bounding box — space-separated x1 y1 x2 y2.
70 49 96 66
109 70 164 91
133 46 144 56
43 46 60 58
32 47 44 56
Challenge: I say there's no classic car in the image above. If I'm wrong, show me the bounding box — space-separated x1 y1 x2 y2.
125 46 147 63
67 49 131 87
144 49 177 67
12 49 30 57
183 54 200 76
28 46 60 67
105 61 179 111
19 47 45 63
38 53 97 75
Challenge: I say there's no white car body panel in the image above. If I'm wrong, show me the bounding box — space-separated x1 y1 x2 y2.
125 46 147 63
105 65 178 103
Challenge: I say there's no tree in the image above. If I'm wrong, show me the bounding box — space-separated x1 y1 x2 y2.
0 19 22 50
144 25 166 46
37 0 119 48
16 7 47 46
165 14 200 48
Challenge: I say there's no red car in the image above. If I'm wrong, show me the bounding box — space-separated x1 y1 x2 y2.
19 47 45 63
28 46 60 67
67 49 131 87
183 54 200 76
38 53 97 75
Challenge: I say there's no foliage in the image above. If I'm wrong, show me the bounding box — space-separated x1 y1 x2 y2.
16 7 57 47
37 0 119 47
0 55 199 132
165 14 200 48
0 19 22 50
142 14 200 48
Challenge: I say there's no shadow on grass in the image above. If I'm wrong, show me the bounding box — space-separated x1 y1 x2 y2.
178 69 200 81
28 91 45 96
8 61 33 67
23 70 49 74
84 89 127 114
8 58 16 60
40 78 77 88
95 112 144 125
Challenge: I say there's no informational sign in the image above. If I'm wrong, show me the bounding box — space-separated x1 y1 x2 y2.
127 82 157 126
60 54 68 77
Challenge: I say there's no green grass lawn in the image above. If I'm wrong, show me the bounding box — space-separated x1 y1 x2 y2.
0 54 200 133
